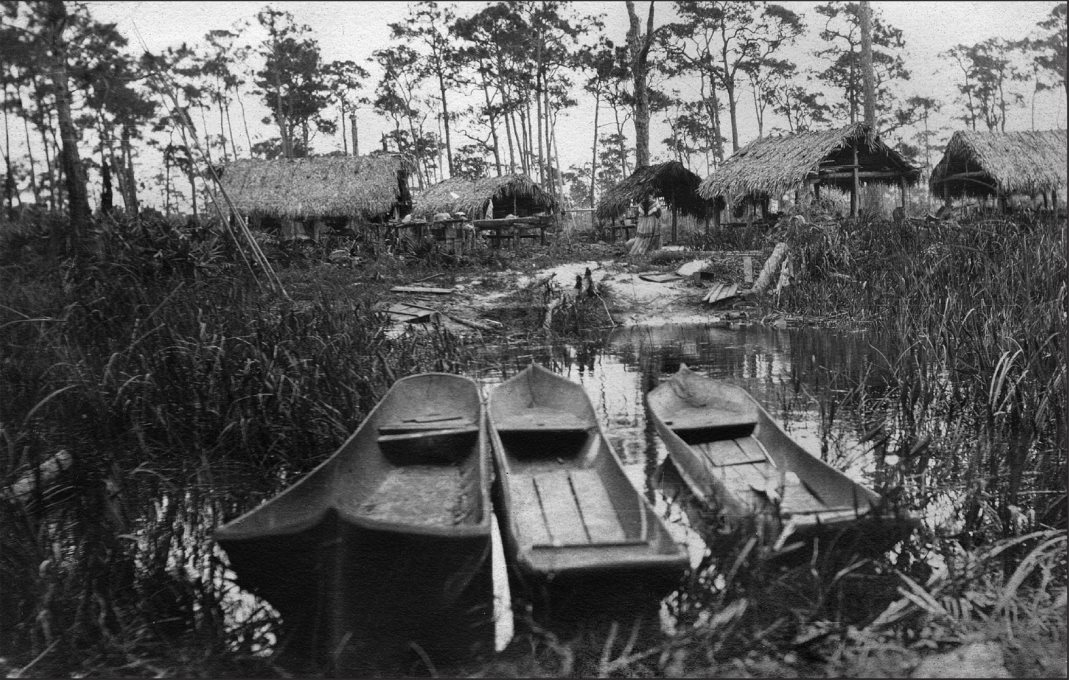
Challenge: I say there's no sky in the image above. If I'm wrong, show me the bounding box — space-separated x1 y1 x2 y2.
50 2 1069 207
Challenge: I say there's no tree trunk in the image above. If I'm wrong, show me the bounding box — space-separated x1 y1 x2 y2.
350 114 359 156
236 89 254 155
2 81 14 212
435 66 454 175
859 1 877 128
479 65 502 176
100 153 113 214
46 0 92 243
225 98 238 159
589 87 600 209
626 0 656 168
21 100 40 206
121 123 138 215
535 47 545 187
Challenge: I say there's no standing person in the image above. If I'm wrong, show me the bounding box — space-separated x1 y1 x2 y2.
629 197 662 255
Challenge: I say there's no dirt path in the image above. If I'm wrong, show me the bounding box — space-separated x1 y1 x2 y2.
381 251 763 333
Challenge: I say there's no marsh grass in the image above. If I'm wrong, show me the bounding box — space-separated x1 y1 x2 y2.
0 213 488 676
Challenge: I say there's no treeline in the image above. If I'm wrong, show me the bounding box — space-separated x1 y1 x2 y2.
0 1 1065 221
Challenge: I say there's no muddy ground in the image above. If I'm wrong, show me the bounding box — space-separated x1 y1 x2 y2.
375 246 777 335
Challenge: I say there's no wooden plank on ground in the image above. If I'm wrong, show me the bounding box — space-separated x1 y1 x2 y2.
533 472 589 545
511 477 553 546
569 469 627 543
703 282 739 305
638 271 684 283
390 286 456 295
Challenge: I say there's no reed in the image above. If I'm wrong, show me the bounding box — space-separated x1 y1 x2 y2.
0 213 486 675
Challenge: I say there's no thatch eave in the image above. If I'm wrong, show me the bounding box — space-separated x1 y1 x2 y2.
698 123 920 204
410 173 558 220
929 129 1068 198
595 161 712 222
219 154 413 221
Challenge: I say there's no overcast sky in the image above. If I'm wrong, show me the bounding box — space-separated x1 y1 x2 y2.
74 1 1068 205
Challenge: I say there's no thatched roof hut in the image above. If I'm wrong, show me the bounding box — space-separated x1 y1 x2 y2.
411 173 557 220
929 129 1067 199
698 123 920 211
220 154 413 222
595 161 712 222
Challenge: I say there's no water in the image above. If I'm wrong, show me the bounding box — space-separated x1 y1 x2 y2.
208 322 902 661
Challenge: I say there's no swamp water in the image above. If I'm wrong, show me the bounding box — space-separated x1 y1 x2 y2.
203 323 907 660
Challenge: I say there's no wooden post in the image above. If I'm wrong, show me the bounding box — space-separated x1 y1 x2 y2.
850 145 860 217
814 183 821 201
671 206 678 244
899 175 908 211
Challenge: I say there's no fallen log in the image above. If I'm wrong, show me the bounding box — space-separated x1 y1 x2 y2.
2 450 73 507
749 242 789 295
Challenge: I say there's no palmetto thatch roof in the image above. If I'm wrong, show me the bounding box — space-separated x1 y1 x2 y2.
595 161 712 221
411 173 557 219
698 123 920 203
929 129 1068 198
219 154 413 220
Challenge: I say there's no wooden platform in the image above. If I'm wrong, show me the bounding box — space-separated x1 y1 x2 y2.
511 469 639 547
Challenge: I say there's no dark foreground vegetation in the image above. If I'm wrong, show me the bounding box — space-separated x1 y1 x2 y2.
0 211 1065 677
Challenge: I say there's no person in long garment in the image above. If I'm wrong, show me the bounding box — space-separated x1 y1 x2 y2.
629 197 662 256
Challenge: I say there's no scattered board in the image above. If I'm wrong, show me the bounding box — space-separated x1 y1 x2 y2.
638 271 683 283
390 286 456 295
702 282 738 305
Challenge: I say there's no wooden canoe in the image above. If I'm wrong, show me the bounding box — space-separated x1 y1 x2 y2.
488 364 688 613
215 373 493 671
647 365 919 560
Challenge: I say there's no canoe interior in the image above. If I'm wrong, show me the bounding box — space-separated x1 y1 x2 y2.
490 364 688 582
648 365 918 553
217 373 488 539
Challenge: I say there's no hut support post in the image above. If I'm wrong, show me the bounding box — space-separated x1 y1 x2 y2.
671 206 677 244
899 176 907 211
850 145 859 217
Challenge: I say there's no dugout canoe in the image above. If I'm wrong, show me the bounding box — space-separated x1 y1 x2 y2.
647 364 919 559
488 363 688 613
215 373 493 671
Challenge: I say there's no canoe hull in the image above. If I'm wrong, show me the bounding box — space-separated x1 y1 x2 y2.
648 366 918 561
215 373 494 671
489 364 689 616
221 511 493 669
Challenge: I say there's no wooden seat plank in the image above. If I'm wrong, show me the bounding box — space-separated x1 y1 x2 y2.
568 469 627 543
533 472 589 545
695 439 766 467
510 477 552 546
494 407 590 433
661 406 757 437
376 426 478 444
379 413 473 435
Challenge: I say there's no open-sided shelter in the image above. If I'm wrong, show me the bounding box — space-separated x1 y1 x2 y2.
595 161 712 231
220 154 413 236
929 129 1067 207
698 123 920 222
410 173 557 220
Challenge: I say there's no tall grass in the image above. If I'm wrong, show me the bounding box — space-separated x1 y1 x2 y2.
0 214 484 675
773 214 1066 545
